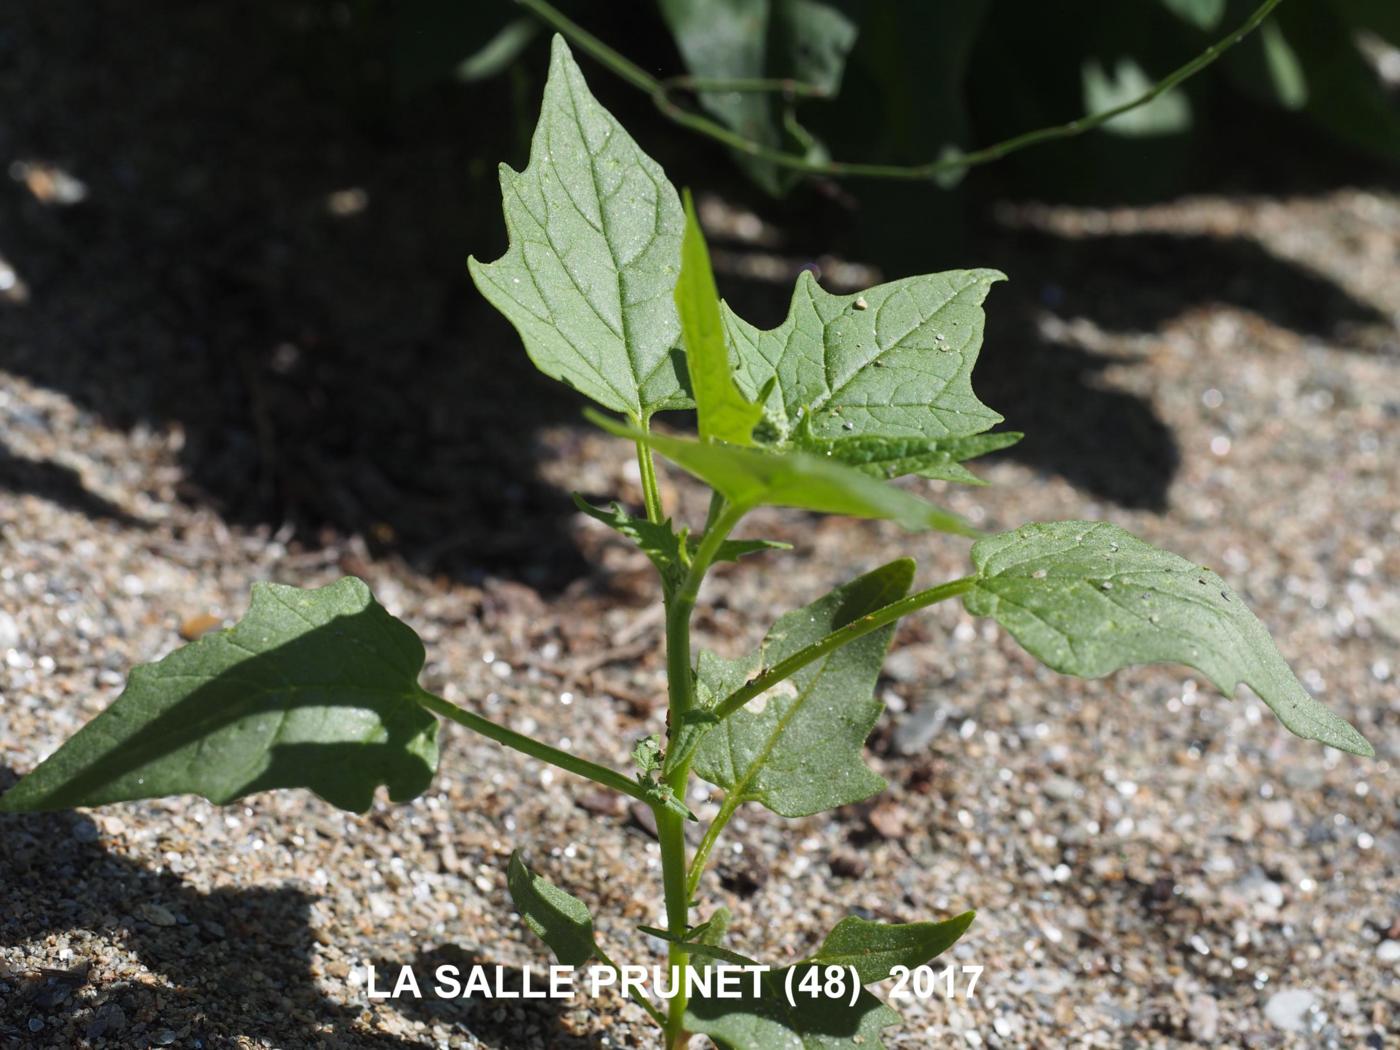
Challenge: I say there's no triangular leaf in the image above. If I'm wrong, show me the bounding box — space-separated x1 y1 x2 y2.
469 37 690 416
588 411 975 536
964 521 1373 757
723 269 1006 445
694 560 914 817
806 913 975 985
507 851 598 967
684 944 900 1050
0 578 439 815
678 191 764 445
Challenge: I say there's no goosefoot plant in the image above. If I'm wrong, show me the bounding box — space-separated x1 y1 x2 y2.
2 37 1373 1049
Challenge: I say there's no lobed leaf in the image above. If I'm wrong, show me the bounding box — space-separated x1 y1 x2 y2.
677 191 764 444
723 269 1006 450
468 37 691 416
588 411 975 536
506 852 598 967
963 521 1373 757
693 560 914 817
805 913 975 985
0 578 439 815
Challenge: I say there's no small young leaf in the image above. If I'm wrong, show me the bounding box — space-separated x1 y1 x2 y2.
574 495 788 594
468 37 690 416
806 913 975 984
588 411 975 536
506 851 598 967
964 521 1373 757
723 269 1006 445
632 735 664 777
574 495 688 591
684 948 901 1050
677 191 764 445
0 578 439 815
693 559 915 817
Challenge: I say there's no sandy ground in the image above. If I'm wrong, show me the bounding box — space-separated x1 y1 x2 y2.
2 182 1398 1049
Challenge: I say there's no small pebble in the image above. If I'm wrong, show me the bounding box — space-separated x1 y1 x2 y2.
138 902 178 927
1264 988 1317 1032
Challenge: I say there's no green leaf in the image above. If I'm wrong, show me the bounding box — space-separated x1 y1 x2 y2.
963 522 1373 757
795 427 1023 484
456 19 539 83
658 0 857 195
506 852 598 967
468 37 690 416
678 191 764 445
1082 57 1192 138
1158 0 1225 31
723 269 1006 446
805 913 975 985
574 495 688 591
684 949 901 1050
632 734 664 777
1273 0 1400 164
694 560 914 817
587 411 975 536
0 578 439 815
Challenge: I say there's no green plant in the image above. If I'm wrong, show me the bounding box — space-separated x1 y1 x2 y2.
1 37 1372 1049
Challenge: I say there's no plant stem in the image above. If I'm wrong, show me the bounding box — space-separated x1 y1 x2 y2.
516 0 1285 183
712 576 975 720
654 496 747 1046
412 689 648 803
686 794 738 900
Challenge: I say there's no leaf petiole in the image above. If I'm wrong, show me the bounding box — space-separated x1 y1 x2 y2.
634 414 666 525
411 689 649 803
711 576 976 721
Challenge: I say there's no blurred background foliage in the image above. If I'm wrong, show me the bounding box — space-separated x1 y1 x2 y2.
374 0 1400 266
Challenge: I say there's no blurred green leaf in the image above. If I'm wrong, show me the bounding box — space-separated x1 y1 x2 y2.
1083 57 1193 137
658 0 857 193
1159 0 1227 31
